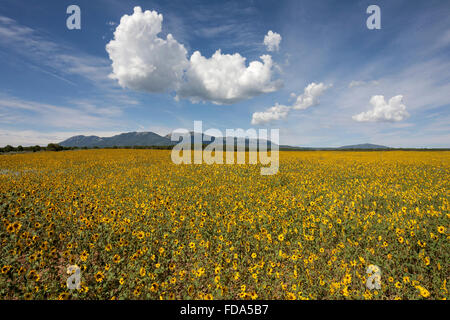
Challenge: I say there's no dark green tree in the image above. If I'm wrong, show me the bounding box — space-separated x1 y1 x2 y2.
46 143 63 151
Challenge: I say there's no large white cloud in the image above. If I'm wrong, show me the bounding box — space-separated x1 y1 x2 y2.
251 82 331 125
106 7 281 104
178 51 281 104
352 95 409 122
263 30 281 52
106 7 188 92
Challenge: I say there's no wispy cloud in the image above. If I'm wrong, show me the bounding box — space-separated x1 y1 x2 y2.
348 80 379 88
0 95 126 129
0 129 124 147
0 15 113 88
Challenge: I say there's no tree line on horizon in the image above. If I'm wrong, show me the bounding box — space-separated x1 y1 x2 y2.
0 143 176 154
1 143 448 154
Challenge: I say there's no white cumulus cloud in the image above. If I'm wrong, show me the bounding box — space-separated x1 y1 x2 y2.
263 30 282 52
178 51 281 104
291 82 332 110
352 95 409 122
251 104 290 125
251 82 331 125
106 7 281 104
106 7 188 93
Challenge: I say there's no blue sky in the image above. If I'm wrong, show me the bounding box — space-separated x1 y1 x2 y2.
0 0 449 147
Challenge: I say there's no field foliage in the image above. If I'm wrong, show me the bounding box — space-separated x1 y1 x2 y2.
0 150 448 300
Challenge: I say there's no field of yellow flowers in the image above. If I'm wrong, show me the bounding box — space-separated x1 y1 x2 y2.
0 149 448 300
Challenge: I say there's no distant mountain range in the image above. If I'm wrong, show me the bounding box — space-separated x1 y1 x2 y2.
60 132 172 148
59 131 275 148
337 143 389 149
59 131 391 150
276 143 390 150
